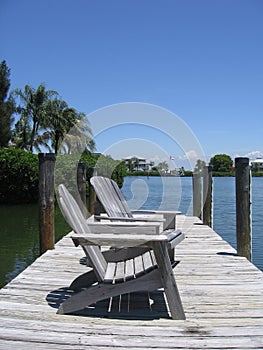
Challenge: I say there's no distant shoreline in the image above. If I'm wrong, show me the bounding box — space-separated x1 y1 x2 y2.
125 171 263 177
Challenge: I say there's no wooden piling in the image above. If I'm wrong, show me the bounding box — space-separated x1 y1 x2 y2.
38 153 55 255
203 165 213 227
192 172 202 219
88 167 98 215
235 157 251 261
77 162 87 216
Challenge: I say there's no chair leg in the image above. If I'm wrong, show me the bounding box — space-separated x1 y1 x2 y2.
57 283 114 315
168 247 175 262
152 241 185 320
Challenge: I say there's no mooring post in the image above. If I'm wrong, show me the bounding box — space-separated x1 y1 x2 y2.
77 162 87 216
193 171 202 219
235 157 251 261
38 153 55 255
88 167 98 216
203 165 213 227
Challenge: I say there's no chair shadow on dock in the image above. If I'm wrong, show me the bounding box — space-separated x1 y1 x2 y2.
46 288 170 320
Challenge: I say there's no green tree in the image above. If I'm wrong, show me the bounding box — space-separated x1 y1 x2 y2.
42 98 94 154
56 110 95 155
12 114 31 150
12 83 58 151
209 154 233 172
13 86 95 154
45 99 77 153
0 60 15 147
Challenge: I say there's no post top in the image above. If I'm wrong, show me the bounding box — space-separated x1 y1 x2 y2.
235 157 249 165
38 153 56 161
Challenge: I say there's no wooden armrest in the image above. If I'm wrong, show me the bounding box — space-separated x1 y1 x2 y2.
131 209 181 215
87 221 161 235
70 233 168 248
94 215 165 223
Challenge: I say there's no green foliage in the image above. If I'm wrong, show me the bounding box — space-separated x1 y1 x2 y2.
0 60 15 147
252 171 263 177
0 149 127 204
54 153 82 194
184 170 193 176
81 153 127 187
55 152 127 197
44 100 94 154
11 83 93 154
126 170 161 176
0 148 38 204
209 154 233 172
11 83 58 152
212 170 235 177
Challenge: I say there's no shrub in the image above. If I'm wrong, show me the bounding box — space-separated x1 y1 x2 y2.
0 148 38 203
0 149 127 204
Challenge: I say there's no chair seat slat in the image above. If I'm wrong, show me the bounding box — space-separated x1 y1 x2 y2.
150 250 157 266
115 261 125 283
105 252 157 284
134 255 145 277
104 262 116 283
143 251 157 273
125 258 135 281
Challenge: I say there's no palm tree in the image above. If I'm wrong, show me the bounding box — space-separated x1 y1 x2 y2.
12 114 31 150
12 84 58 151
43 99 95 154
12 83 95 154
41 99 73 154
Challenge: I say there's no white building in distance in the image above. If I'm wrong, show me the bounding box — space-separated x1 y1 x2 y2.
251 157 263 172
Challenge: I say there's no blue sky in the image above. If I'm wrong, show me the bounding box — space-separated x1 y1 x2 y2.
1 0 263 169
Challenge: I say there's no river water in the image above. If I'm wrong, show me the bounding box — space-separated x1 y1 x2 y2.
0 176 262 288
121 176 263 271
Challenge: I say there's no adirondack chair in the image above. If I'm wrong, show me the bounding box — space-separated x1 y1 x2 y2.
90 175 181 230
90 175 184 261
57 184 185 319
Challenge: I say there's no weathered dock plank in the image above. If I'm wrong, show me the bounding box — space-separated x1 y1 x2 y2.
0 215 262 349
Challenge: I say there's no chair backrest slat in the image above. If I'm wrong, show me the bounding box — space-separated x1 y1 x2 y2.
91 176 133 218
58 184 107 281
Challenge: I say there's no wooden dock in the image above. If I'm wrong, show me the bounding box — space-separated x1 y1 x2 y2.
0 215 262 349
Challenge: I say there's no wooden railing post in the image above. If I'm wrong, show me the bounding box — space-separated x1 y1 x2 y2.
77 162 87 216
203 165 213 227
192 171 202 219
235 157 251 261
88 167 98 215
38 153 55 255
